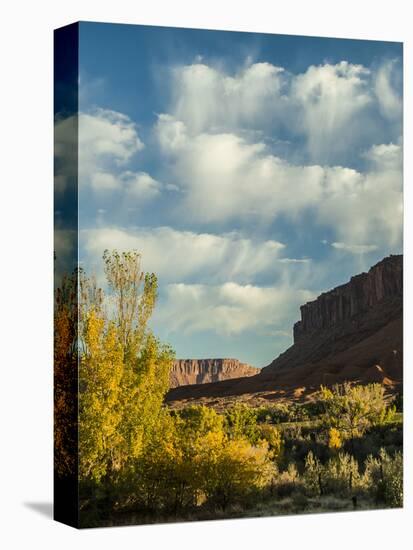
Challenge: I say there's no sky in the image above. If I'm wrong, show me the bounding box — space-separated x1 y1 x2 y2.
57 22 403 367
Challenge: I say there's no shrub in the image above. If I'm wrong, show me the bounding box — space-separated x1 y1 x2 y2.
274 463 300 497
322 453 360 496
364 448 403 507
303 451 323 496
319 383 389 449
257 424 283 461
198 438 276 510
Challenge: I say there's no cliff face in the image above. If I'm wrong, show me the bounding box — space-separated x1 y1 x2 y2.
294 255 402 342
167 255 403 406
170 358 259 388
262 254 403 374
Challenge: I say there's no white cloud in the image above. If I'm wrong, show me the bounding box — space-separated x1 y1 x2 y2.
77 109 147 194
155 116 402 248
278 258 310 264
374 60 402 120
120 171 163 200
155 282 315 336
291 61 372 161
156 113 188 153
166 60 401 163
363 141 402 171
56 109 169 203
90 171 119 191
82 226 287 284
55 109 147 196
171 62 287 135
81 226 318 341
79 108 144 169
88 169 165 200
331 242 379 254
318 144 403 246
156 121 324 222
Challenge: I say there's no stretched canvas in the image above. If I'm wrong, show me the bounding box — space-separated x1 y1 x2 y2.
54 22 403 528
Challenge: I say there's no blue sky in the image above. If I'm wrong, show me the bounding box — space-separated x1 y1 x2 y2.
61 22 403 367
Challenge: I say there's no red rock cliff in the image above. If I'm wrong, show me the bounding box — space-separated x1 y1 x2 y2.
293 255 402 342
170 358 259 388
167 255 403 405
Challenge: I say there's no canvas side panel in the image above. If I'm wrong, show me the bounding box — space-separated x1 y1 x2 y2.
54 22 79 529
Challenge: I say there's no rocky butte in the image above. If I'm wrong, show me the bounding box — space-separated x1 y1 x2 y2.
293 254 403 342
166 255 403 406
170 359 259 388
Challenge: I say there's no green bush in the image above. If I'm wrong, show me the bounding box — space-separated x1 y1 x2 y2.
303 451 323 496
322 453 361 496
364 448 403 507
224 403 260 443
273 463 301 497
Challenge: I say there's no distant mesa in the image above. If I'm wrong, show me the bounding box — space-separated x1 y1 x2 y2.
167 254 403 406
170 358 259 388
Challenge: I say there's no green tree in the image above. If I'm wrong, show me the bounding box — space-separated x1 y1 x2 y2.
320 383 389 448
224 402 260 443
364 448 403 507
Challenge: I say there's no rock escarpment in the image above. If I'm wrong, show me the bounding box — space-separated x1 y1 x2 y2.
293 255 402 342
261 254 403 374
166 255 403 406
170 358 258 388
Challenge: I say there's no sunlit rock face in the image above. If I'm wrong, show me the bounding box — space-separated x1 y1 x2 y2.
170 358 259 388
167 255 403 406
293 255 402 343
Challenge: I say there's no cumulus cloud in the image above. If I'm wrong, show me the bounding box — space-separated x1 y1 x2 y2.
89 170 164 200
121 171 163 200
171 62 288 135
56 109 170 204
155 116 402 248
78 108 144 169
165 59 402 164
82 226 287 284
154 282 315 336
374 60 403 121
318 144 403 246
291 61 372 161
156 114 188 153
156 120 324 222
81 226 317 342
78 109 146 195
55 108 146 195
90 171 119 191
363 141 402 171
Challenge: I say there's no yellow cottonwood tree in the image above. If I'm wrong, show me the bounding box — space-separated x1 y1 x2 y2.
79 312 124 481
78 251 174 484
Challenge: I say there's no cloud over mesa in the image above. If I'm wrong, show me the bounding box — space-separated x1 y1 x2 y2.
155 282 316 337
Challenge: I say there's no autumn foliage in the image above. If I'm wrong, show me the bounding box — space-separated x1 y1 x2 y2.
54 251 403 527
